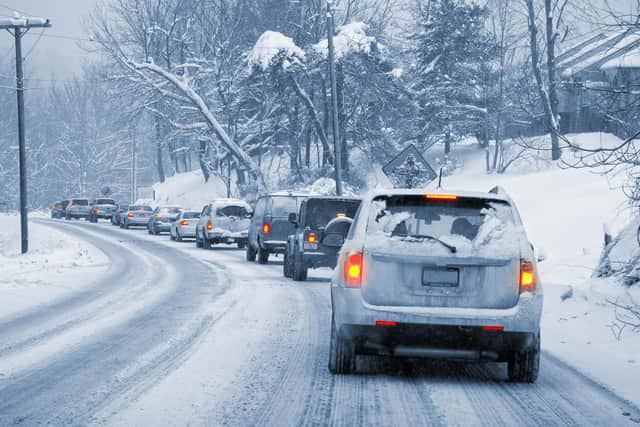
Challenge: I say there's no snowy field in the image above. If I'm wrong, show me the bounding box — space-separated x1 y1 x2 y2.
0 214 110 322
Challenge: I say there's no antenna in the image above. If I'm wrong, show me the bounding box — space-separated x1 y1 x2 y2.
437 168 443 188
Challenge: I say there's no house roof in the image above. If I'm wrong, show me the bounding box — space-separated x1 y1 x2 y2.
558 29 640 79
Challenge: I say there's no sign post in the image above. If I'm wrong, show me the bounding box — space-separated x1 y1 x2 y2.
382 144 437 189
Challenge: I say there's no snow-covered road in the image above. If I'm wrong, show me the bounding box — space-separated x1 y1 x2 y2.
1 219 638 426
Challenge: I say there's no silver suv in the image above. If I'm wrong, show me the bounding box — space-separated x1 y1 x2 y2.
329 189 543 382
65 198 91 220
195 199 253 249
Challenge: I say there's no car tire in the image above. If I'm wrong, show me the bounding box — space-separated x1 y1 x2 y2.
257 246 269 264
123 220 129 230
328 316 356 374
176 231 182 242
195 230 203 248
65 215 70 221
508 332 540 383
283 251 293 278
246 244 257 262
237 241 246 249
293 253 308 281
203 234 211 249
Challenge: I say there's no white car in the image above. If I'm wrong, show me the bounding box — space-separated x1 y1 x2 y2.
195 199 253 249
170 210 201 241
329 188 543 382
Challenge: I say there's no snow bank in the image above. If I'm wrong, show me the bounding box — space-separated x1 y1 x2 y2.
298 177 360 197
248 31 305 71
0 214 109 321
152 170 228 210
313 22 379 60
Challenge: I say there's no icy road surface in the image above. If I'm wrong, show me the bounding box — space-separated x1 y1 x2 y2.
0 220 638 426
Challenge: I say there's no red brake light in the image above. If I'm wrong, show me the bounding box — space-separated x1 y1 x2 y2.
307 233 317 244
207 220 213 231
344 252 364 287
482 325 504 331
180 219 189 226
127 212 134 217
262 222 271 234
425 194 458 201
95 208 100 213
520 260 536 292
376 320 397 327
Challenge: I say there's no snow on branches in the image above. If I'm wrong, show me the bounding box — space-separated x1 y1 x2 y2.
313 22 380 60
248 31 306 71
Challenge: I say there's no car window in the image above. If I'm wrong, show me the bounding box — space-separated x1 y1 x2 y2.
183 212 200 219
271 196 299 217
303 199 361 229
130 205 152 211
72 199 89 206
217 205 250 217
96 198 115 205
160 207 180 214
367 195 513 242
254 198 267 217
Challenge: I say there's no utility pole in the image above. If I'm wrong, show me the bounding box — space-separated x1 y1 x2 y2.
131 127 137 203
0 15 51 254
326 1 343 196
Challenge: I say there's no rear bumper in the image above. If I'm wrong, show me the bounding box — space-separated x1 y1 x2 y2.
331 285 543 335
154 223 171 231
176 226 196 237
302 250 339 269
206 230 248 242
262 240 287 253
126 218 149 226
66 210 90 217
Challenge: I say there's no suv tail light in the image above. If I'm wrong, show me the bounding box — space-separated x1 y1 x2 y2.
127 212 134 218
520 259 536 293
207 220 213 231
262 222 271 234
344 252 364 287
180 219 189 226
307 232 317 244
95 208 100 213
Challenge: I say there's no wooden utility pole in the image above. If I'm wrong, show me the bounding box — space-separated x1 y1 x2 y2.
0 15 51 254
326 1 343 196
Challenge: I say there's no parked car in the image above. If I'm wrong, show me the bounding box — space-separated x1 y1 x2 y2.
246 192 308 264
195 199 253 249
89 197 117 223
111 204 129 226
65 198 91 220
284 196 361 281
328 189 544 382
50 200 69 219
170 210 201 241
148 206 181 235
120 205 153 229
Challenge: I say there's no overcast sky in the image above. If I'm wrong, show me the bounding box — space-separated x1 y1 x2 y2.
0 0 99 85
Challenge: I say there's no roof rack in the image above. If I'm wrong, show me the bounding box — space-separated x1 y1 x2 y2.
488 186 507 195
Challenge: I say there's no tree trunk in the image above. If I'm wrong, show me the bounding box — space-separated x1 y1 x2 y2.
336 63 348 174
545 0 561 160
155 118 166 183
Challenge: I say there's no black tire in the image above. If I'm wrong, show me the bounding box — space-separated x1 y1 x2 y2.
328 316 356 374
176 231 182 242
170 233 175 241
203 234 212 249
508 332 540 383
637 224 640 249
123 220 129 230
283 251 293 278
293 253 308 281
195 231 203 248
257 246 269 264
65 215 71 221
90 216 97 223
246 244 257 262
237 241 246 249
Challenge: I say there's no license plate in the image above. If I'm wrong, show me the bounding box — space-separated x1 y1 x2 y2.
422 267 459 287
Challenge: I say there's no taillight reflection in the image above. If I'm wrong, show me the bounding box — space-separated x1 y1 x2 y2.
207 220 213 231
344 252 364 287
180 219 189 226
262 222 271 234
307 233 317 244
127 212 134 218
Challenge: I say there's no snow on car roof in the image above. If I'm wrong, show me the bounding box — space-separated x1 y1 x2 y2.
212 198 252 208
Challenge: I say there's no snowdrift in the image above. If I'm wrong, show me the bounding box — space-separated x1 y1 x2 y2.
151 171 228 210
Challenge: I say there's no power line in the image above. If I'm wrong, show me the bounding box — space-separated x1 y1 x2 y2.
0 2 33 17
23 28 45 60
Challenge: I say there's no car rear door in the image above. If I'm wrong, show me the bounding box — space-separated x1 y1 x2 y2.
360 195 522 310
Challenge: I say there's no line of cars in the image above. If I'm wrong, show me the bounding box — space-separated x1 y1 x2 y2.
50 187 543 381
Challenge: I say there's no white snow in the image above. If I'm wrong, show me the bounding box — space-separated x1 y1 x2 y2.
391 67 404 78
152 170 228 210
0 214 110 322
313 22 379 60
248 31 305 71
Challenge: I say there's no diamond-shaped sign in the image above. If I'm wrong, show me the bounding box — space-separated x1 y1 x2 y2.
382 144 437 188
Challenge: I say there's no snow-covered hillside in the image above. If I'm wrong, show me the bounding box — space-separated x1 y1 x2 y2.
151 170 228 210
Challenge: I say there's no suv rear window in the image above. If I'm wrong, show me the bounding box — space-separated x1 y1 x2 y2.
183 212 200 219
367 195 513 243
217 205 251 217
130 205 152 211
95 198 115 205
72 199 88 206
160 207 180 214
271 196 301 217
303 199 360 229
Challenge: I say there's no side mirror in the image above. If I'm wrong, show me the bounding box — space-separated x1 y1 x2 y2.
288 213 297 224
536 247 548 263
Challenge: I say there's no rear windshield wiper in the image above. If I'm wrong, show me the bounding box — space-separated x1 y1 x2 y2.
402 234 457 253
